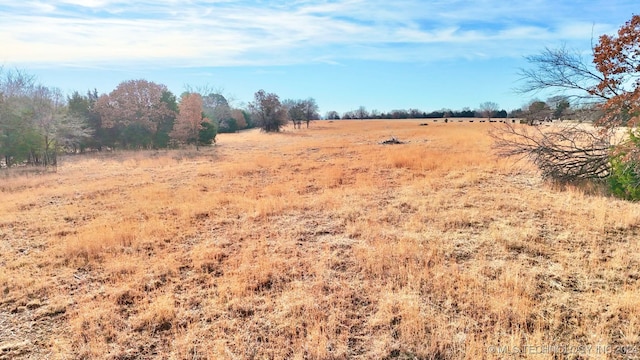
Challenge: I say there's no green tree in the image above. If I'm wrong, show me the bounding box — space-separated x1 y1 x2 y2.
609 133 640 200
0 112 40 167
198 121 217 146
154 90 178 148
0 69 37 166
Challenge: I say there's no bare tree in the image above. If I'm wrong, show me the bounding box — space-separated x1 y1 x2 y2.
479 101 499 121
492 32 630 184
354 106 369 120
248 90 288 133
55 113 94 153
516 46 606 105
30 86 66 166
301 98 319 128
283 99 304 129
491 123 611 182
283 98 319 129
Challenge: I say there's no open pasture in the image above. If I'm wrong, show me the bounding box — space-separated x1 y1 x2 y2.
1 120 640 359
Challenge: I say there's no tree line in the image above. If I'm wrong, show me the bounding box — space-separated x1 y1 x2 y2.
326 105 508 120
0 72 321 168
327 98 607 123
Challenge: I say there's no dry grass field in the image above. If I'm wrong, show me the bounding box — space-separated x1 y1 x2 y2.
1 120 640 359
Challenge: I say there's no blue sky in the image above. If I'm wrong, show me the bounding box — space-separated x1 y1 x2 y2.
0 0 637 115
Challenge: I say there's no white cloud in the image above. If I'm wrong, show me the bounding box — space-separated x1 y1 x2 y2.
0 0 636 68
57 0 114 8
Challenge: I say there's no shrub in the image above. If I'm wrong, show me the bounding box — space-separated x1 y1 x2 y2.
198 121 217 145
608 132 640 201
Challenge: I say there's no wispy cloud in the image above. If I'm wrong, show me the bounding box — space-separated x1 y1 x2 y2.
0 0 635 68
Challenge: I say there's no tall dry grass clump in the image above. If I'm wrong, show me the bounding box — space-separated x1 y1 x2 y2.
1 120 639 359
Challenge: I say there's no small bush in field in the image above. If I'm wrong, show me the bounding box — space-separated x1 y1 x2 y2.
608 132 640 201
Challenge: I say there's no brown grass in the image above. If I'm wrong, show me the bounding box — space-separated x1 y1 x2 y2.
1 120 640 359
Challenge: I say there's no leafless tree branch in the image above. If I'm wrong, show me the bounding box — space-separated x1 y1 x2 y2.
516 46 608 104
490 123 612 182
